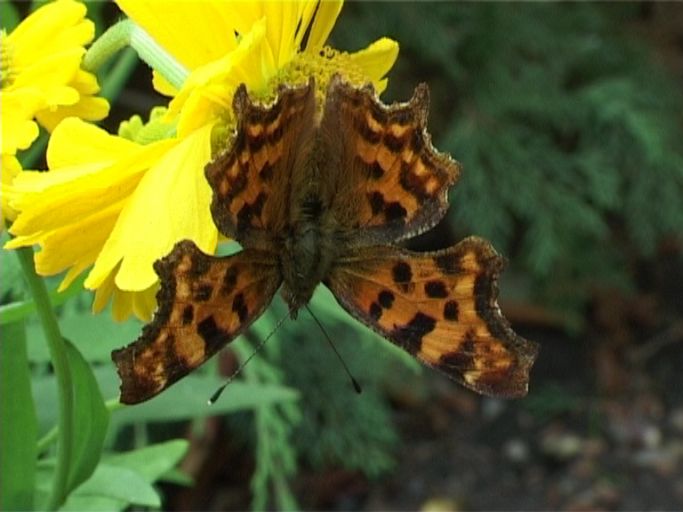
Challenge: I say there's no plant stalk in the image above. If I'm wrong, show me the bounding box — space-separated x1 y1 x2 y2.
15 247 73 510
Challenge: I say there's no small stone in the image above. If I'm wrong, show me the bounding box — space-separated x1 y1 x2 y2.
504 438 530 464
541 431 583 460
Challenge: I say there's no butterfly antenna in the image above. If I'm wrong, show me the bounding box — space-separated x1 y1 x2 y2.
208 310 290 405
305 305 362 394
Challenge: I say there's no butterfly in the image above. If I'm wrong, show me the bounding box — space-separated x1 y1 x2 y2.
112 75 538 404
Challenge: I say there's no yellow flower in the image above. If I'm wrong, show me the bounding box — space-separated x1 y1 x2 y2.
1 0 109 225
7 0 399 321
0 0 109 137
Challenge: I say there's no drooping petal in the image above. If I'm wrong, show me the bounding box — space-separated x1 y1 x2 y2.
86 122 217 291
8 150 172 238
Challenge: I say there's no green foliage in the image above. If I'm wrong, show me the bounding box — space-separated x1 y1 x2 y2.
280 288 415 478
334 3 683 315
0 320 37 511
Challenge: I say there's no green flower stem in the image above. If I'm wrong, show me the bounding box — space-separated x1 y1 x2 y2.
83 19 187 90
15 247 73 511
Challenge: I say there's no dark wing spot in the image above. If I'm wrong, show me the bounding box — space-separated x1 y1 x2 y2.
383 133 405 153
368 191 385 215
434 253 463 275
221 266 239 296
443 300 459 321
368 161 384 179
197 315 230 352
247 134 265 152
399 160 431 201
355 117 381 144
385 201 407 222
410 130 423 152
188 253 211 278
378 290 395 309
369 302 382 321
260 162 274 181
182 305 194 325
392 261 413 284
268 124 283 144
236 191 267 231
369 103 389 125
439 329 476 370
390 312 436 355
194 284 213 302
232 292 249 323
425 280 448 298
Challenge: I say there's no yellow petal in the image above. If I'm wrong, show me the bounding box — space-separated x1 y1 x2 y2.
32 200 121 281
1 154 22 227
36 96 110 132
1 90 43 153
152 70 178 97
9 0 93 66
304 0 343 53
86 122 217 291
169 18 268 136
9 138 173 236
348 37 399 93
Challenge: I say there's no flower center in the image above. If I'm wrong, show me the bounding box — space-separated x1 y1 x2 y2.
0 30 15 88
269 46 371 109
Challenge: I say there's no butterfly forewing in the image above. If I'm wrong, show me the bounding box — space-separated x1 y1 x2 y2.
326 237 538 397
320 75 461 245
112 240 281 404
205 81 316 245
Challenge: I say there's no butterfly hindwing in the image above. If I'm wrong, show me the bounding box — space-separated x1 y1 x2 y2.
326 237 538 397
320 75 461 245
112 240 281 404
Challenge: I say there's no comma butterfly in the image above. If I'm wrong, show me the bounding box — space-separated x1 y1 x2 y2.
112 76 538 404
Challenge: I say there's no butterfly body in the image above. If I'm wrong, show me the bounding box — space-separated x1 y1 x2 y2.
112 76 538 404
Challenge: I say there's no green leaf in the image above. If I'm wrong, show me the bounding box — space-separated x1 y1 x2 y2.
111 377 299 427
63 464 160 510
0 274 87 326
159 467 193 487
63 339 110 493
0 233 25 303
26 311 142 363
0 321 37 511
105 439 189 483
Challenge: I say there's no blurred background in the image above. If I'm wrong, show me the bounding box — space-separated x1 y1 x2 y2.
3 2 683 510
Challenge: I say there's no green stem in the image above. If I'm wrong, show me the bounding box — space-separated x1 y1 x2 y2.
15 247 73 511
83 19 187 90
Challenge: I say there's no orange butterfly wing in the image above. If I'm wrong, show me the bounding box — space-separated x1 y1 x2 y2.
205 81 316 245
320 75 461 244
112 241 281 404
326 237 538 397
